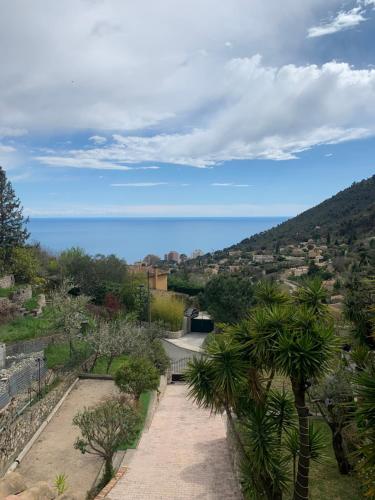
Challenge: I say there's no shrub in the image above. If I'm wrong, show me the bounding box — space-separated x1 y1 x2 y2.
149 339 170 375
151 293 185 331
73 399 140 484
115 357 160 401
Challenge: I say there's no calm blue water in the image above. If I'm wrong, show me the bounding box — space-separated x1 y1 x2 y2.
28 217 287 263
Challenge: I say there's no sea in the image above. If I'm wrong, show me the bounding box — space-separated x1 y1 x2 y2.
28 217 287 264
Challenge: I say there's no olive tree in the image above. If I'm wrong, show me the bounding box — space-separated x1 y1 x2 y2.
73 399 140 483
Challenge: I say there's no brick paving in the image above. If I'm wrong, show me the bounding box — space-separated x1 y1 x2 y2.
107 383 242 500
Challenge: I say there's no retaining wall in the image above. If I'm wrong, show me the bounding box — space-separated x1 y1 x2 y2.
0 275 15 289
5 334 64 357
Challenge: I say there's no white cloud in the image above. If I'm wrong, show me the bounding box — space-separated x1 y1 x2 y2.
307 7 367 37
35 59 375 168
212 183 251 187
89 135 107 144
0 145 16 153
111 182 168 187
0 127 28 138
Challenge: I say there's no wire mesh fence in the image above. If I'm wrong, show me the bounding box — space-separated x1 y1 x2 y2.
0 357 47 410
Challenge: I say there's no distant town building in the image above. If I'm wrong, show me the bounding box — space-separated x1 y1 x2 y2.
191 249 204 259
253 254 274 264
165 251 180 263
143 254 161 266
148 268 169 291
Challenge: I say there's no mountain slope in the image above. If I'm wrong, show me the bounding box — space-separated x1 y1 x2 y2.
226 174 375 253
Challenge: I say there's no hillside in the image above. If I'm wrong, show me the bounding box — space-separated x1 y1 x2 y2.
224 174 375 254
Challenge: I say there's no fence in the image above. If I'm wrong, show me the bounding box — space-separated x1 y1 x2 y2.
5 334 64 358
0 358 47 410
170 357 191 375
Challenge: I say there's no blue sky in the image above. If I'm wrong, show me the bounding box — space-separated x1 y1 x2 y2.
0 0 374 217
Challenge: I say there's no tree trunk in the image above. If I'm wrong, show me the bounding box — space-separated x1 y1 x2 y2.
329 425 352 475
292 380 310 500
103 458 114 484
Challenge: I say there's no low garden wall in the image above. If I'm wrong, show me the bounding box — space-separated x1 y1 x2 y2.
0 275 15 289
0 356 93 476
5 333 65 357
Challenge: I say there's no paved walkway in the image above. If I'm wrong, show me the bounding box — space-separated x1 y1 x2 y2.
18 379 119 500
108 384 241 500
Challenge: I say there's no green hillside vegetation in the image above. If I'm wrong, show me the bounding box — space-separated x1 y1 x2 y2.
223 174 375 254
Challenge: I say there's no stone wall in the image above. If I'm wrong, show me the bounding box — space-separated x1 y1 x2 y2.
10 286 32 305
0 275 15 289
5 333 65 357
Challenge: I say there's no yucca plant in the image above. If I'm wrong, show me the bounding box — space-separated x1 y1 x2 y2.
354 368 375 498
294 278 329 318
274 307 338 500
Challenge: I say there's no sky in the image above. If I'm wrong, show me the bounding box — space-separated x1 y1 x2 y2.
0 0 375 218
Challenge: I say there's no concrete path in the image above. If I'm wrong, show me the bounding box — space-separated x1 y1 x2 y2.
18 379 119 500
108 384 241 500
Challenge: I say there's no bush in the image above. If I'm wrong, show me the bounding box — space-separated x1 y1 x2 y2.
74 399 140 484
151 293 185 331
115 357 160 401
149 339 170 375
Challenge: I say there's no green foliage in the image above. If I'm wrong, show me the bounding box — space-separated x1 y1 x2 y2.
45 340 92 369
115 357 160 401
150 293 185 331
254 280 289 307
224 174 375 252
73 399 140 483
200 274 254 323
7 246 40 284
168 273 204 296
59 247 128 304
294 278 329 317
0 306 57 342
0 166 29 250
54 474 68 495
148 339 170 375
345 277 375 347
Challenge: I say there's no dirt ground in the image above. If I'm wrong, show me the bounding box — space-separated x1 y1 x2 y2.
18 379 119 499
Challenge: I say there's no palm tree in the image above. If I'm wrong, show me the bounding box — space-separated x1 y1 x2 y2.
184 334 248 457
274 307 337 500
354 367 375 498
255 280 290 307
294 278 329 318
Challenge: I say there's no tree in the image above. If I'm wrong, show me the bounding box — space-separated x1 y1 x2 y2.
115 357 160 401
274 308 337 500
354 367 375 498
8 246 40 283
310 369 354 474
0 166 29 250
73 400 140 483
200 274 254 323
50 280 91 356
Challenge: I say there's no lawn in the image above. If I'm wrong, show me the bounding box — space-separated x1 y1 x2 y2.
309 419 362 500
45 340 92 369
118 391 152 450
91 354 129 376
91 354 155 450
0 307 58 343
0 287 15 298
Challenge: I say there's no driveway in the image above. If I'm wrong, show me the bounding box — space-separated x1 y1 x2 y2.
107 383 241 499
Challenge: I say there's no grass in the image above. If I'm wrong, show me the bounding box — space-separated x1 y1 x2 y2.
91 354 154 450
24 296 39 311
45 340 92 369
0 307 58 343
117 391 152 450
91 354 129 376
151 293 185 331
0 287 15 298
309 419 362 500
